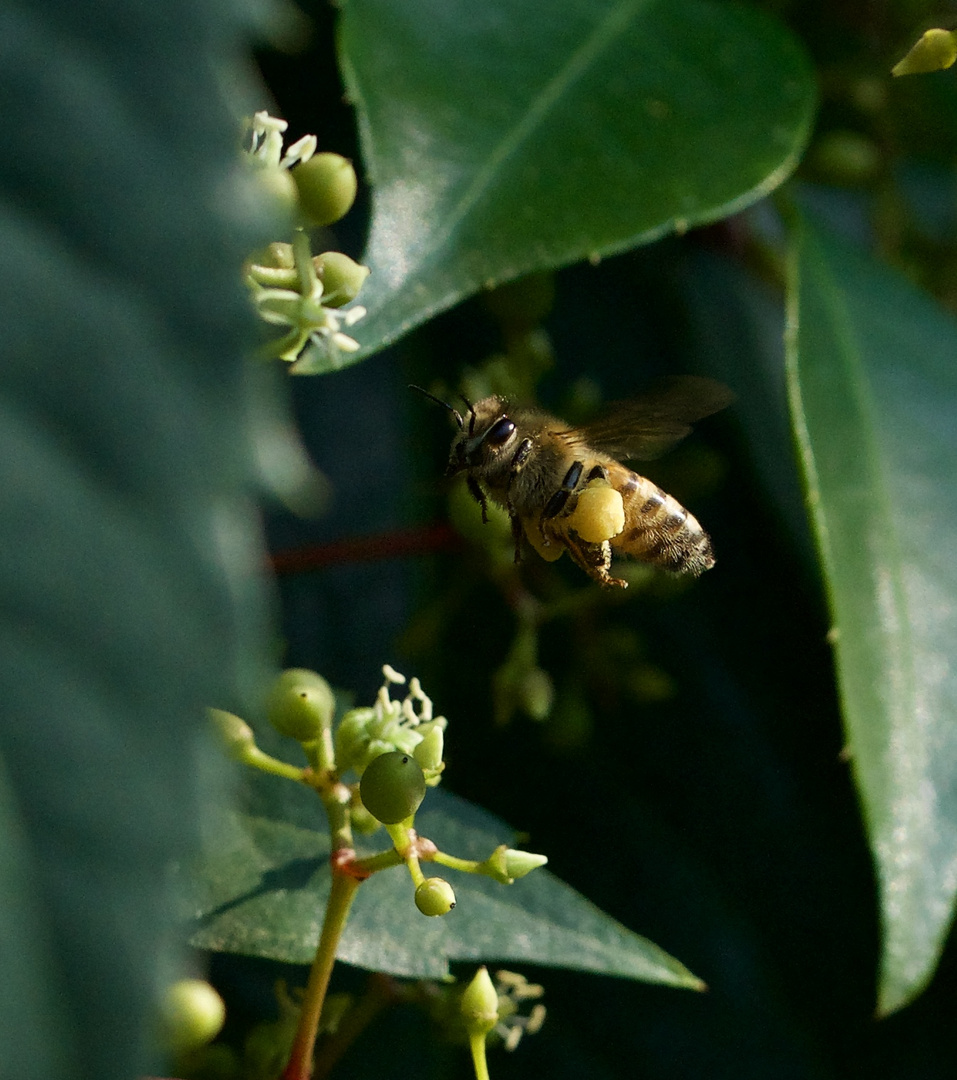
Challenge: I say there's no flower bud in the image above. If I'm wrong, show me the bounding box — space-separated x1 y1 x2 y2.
460 967 498 1036
359 751 426 824
208 708 256 761
252 242 295 270
415 876 457 916
292 152 358 225
333 706 377 773
266 668 335 742
892 28 957 76
502 848 548 880
413 726 445 774
315 251 370 307
160 978 226 1054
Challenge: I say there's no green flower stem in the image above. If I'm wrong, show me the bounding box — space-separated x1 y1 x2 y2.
320 782 354 853
301 725 336 776
292 228 320 296
384 821 427 887
353 848 405 874
281 865 361 1080
241 745 307 783
430 851 484 874
468 1031 491 1080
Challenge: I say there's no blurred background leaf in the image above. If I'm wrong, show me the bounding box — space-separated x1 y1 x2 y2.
0 1 277 1077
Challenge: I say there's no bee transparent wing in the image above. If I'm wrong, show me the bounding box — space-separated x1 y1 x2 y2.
555 376 733 461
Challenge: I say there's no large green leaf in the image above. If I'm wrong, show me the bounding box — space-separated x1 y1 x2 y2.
186 776 702 988
0 3 274 1077
313 0 816 371
785 216 957 1014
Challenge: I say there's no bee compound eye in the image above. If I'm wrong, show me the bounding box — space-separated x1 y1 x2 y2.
485 416 515 446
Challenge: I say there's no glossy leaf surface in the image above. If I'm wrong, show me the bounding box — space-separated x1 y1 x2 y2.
186 777 703 988
311 0 816 370
786 218 957 1014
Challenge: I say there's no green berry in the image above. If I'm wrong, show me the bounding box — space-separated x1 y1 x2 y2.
359 751 426 824
315 251 370 307
415 877 457 917
266 669 335 742
292 153 357 226
160 978 226 1054
253 165 298 214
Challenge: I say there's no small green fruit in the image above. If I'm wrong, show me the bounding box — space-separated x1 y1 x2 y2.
267 668 335 742
315 251 370 307
160 978 226 1054
415 876 457 916
359 750 426 824
292 153 358 225
253 165 298 214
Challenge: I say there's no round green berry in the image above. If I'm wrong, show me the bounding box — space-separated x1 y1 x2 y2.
359 751 426 824
292 153 357 226
253 165 298 214
415 877 457 917
160 978 226 1054
266 668 334 742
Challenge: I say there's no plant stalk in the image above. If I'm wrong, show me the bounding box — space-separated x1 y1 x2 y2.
281 864 361 1080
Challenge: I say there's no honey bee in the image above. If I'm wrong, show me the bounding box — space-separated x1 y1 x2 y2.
415 376 733 588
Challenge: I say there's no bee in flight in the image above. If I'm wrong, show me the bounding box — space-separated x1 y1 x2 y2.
414 376 733 588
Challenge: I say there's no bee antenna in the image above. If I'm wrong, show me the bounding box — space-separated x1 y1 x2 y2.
409 384 464 429
458 394 479 436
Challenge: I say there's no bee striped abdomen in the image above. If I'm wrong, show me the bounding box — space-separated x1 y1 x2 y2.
614 472 714 576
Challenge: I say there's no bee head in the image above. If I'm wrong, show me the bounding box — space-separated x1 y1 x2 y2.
411 386 517 477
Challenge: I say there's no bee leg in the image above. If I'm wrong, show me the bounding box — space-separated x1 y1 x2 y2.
564 531 628 589
542 460 585 521
585 464 608 482
466 475 490 523
509 437 534 474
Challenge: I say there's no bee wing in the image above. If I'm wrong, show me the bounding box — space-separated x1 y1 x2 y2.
555 376 733 461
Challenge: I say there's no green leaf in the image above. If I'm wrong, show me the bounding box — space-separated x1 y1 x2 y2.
785 215 957 1014
0 3 274 1077
186 783 702 988
319 0 816 371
